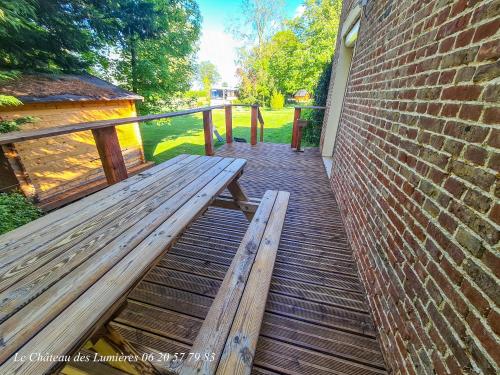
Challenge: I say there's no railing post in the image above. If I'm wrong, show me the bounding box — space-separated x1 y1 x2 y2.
250 105 258 146
257 107 264 142
295 119 308 152
225 105 233 144
203 109 214 156
291 107 301 148
91 126 128 184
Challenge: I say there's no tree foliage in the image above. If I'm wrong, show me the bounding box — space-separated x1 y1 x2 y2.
0 0 111 72
198 61 220 100
235 0 342 106
0 0 202 112
103 0 201 112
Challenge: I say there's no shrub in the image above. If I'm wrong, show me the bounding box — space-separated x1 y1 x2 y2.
0 116 36 133
0 192 42 235
270 91 285 110
302 62 332 145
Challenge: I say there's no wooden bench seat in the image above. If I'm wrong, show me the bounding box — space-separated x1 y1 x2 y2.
167 190 290 375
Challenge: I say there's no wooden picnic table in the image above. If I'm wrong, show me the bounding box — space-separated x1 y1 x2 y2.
0 154 248 375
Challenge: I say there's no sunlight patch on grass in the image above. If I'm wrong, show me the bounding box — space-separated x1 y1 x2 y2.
140 107 295 164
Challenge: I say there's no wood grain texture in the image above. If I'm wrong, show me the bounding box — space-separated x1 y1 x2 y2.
0 105 225 145
109 143 387 375
0 153 189 249
216 191 290 375
291 108 301 148
225 105 233 144
203 110 215 156
250 106 258 146
0 156 246 375
92 126 128 184
173 191 279 375
0 100 145 202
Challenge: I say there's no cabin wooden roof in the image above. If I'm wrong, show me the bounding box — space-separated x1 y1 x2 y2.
0 74 143 104
294 89 309 96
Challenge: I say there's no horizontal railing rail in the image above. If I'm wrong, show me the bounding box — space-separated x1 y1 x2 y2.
0 105 226 145
0 104 264 189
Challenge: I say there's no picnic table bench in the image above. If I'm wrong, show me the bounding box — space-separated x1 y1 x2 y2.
0 154 289 375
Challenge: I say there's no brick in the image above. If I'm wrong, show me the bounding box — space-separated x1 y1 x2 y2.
463 188 492 213
463 144 487 165
438 211 457 233
449 200 499 245
482 107 500 124
322 1 500 373
461 279 490 316
482 83 500 102
455 29 475 48
487 310 500 336
454 66 475 83
455 227 485 257
486 129 500 148
477 39 500 61
466 312 500 367
443 121 489 143
489 203 500 225
441 47 478 69
473 60 500 83
464 259 500 306
482 249 500 279
438 69 456 85
450 160 495 190
441 85 482 101
457 104 482 121
487 152 500 172
444 176 466 198
473 18 500 43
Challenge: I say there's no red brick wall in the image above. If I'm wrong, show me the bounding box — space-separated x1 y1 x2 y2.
324 0 499 373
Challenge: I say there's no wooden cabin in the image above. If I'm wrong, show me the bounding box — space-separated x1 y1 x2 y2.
0 74 152 210
293 89 310 102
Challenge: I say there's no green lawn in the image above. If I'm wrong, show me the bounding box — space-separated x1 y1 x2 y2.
140 107 295 163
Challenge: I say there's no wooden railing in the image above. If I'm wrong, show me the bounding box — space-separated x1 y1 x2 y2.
0 104 263 186
291 105 326 149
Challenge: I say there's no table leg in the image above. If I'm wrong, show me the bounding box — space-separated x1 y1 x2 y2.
227 177 254 221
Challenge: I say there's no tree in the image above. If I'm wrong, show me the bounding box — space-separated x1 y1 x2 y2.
235 0 342 105
288 0 342 92
198 61 220 100
267 30 302 95
232 0 284 105
0 0 202 112
0 0 111 72
104 0 201 112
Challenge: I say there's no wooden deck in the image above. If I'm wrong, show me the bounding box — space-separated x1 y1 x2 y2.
110 143 387 374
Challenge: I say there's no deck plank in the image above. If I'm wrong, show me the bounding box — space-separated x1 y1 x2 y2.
111 143 387 374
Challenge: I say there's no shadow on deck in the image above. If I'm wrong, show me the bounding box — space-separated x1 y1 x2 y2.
111 143 387 374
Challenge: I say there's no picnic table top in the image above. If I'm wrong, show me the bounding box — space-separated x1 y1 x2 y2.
0 154 246 375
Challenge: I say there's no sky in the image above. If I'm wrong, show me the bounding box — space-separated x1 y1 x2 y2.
195 0 304 88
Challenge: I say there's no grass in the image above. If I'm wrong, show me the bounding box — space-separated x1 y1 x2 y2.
0 192 42 235
140 107 295 164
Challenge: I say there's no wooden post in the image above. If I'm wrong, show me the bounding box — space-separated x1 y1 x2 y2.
250 105 258 146
203 109 214 156
0 143 38 201
225 105 233 144
91 126 128 184
296 119 308 152
257 107 264 142
291 107 302 148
